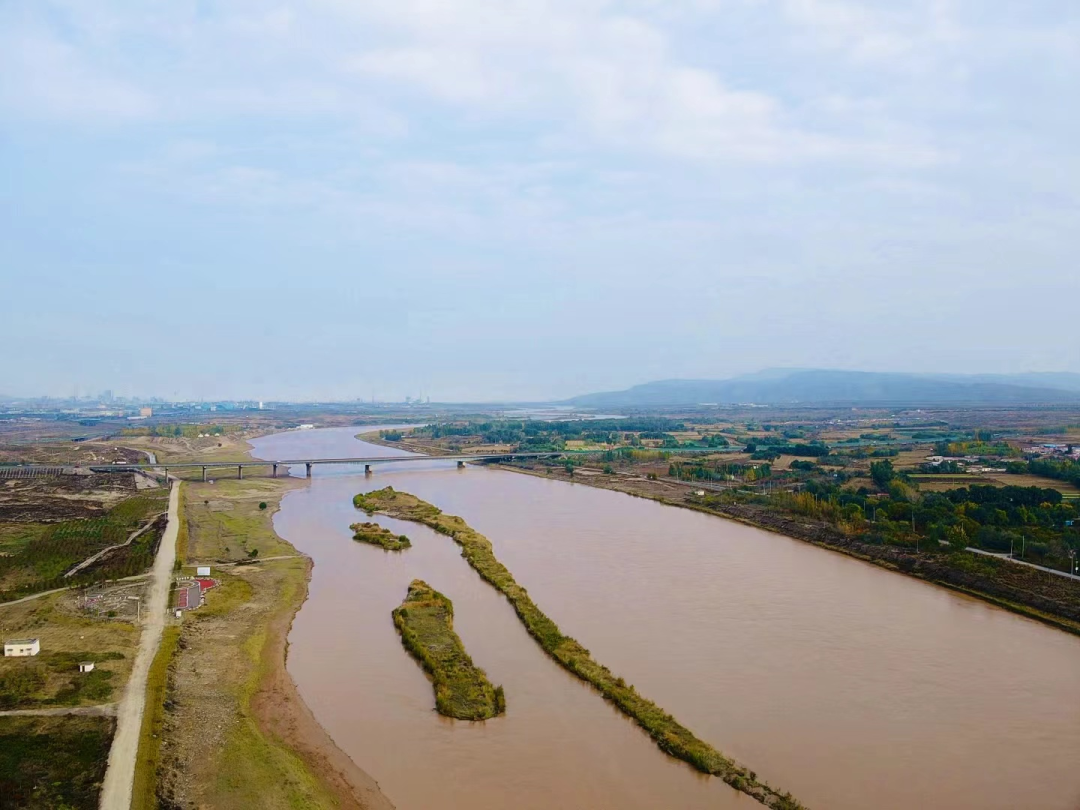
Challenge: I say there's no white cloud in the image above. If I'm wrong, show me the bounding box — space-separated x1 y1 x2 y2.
333 0 937 164
0 29 153 121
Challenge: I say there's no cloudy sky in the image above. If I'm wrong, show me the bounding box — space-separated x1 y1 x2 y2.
2 1 1077 402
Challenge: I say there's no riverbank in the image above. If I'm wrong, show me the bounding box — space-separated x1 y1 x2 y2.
354 486 803 810
356 430 452 456
154 475 393 809
497 463 1080 638
392 580 505 720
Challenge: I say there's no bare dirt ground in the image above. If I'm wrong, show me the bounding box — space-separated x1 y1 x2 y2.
125 431 264 467
0 441 146 466
0 472 138 523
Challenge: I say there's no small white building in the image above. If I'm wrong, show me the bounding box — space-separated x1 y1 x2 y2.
79 662 95 673
4 638 40 657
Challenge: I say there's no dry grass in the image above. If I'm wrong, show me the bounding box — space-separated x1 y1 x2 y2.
131 625 180 810
910 473 1080 495
182 479 300 563
892 448 933 470
0 591 138 708
981 473 1080 494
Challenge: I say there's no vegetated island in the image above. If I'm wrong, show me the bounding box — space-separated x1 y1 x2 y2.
392 579 506 720
355 487 804 810
350 521 411 551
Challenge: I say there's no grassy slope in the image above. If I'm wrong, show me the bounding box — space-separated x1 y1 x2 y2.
158 478 343 809
214 558 335 808
392 579 505 720
354 486 803 810
351 521 411 551
131 625 180 810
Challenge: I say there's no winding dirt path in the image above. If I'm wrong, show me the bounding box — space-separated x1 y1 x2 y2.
64 513 165 578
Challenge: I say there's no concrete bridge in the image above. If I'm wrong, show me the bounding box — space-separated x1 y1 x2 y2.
77 452 567 481
2 446 727 482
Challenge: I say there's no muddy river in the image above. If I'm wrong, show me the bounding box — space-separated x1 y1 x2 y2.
251 427 1080 810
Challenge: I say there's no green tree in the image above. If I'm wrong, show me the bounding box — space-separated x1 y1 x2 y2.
870 460 895 489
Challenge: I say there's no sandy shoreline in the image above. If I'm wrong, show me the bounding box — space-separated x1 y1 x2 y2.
251 554 395 810
144 430 395 808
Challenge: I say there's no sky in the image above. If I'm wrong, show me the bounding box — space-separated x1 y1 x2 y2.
1 1 1078 402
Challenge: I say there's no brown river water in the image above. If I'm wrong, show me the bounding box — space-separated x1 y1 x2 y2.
251 427 1080 810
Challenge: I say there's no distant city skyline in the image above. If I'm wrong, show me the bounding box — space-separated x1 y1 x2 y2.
2 2 1077 402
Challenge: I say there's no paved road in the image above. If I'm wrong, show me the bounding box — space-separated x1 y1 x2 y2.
0 703 116 718
99 480 179 810
966 547 1080 582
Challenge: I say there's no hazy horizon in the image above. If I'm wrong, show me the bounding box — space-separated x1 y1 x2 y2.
2 2 1077 401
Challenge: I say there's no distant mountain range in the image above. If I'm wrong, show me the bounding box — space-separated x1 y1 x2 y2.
567 369 1080 407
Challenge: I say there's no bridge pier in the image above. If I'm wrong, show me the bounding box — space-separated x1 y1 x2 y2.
306 463 313 478
238 465 243 480
272 463 278 478
202 466 207 482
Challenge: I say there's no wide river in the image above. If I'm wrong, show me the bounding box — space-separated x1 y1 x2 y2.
252 427 1080 810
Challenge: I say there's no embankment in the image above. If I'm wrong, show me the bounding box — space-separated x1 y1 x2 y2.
500 464 1080 638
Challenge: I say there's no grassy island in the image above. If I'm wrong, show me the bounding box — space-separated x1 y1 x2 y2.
392 579 506 720
350 521 411 551
354 487 803 810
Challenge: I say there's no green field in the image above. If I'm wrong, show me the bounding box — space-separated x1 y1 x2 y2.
0 493 168 600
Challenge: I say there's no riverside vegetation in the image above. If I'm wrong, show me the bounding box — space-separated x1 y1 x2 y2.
354 486 803 810
350 521 411 551
392 579 505 720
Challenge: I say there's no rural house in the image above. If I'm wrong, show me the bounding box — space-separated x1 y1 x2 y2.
3 638 41 657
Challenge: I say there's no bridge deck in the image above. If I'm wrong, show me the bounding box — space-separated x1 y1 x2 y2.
1 447 725 472
0 453 562 471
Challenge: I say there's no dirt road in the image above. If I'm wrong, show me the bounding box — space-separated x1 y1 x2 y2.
99 480 179 810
